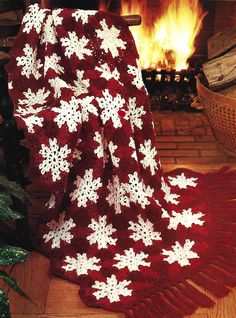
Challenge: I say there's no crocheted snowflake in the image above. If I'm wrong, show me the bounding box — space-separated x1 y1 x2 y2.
19 114 44 134
108 141 120 168
52 96 82 132
22 4 46 34
162 208 205 230
139 139 158 176
18 88 50 108
72 10 96 25
80 96 98 122
96 19 126 58
8 82 13 90
87 215 117 249
95 63 121 83
92 275 132 303
70 169 102 208
162 239 199 267
43 212 76 249
44 53 64 75
127 172 154 209
61 32 92 59
106 175 130 214
71 70 90 97
40 9 63 45
45 194 56 209
129 138 138 161
127 60 144 90
72 149 82 161
16 44 42 79
39 138 71 182
168 173 198 189
129 215 162 246
93 131 109 165
114 248 150 272
127 97 146 131
62 253 101 276
96 89 125 128
49 77 70 98
161 178 180 205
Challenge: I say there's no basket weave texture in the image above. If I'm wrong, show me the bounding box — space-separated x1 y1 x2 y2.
197 77 236 157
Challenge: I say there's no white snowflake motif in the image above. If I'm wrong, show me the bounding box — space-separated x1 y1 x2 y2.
72 10 96 25
92 275 132 303
61 32 92 59
73 149 82 161
168 173 198 189
129 215 162 247
80 96 98 122
129 138 138 161
96 89 125 129
16 44 42 80
93 131 108 165
95 63 121 83
126 97 146 131
62 253 101 276
96 20 126 58
40 9 63 45
18 88 50 109
139 139 158 176
45 194 56 209
49 77 70 98
108 141 120 168
162 208 205 230
162 239 199 267
8 82 13 90
22 4 46 34
127 172 154 209
114 248 150 272
127 60 144 90
71 70 90 97
43 212 76 249
19 114 44 134
161 177 180 205
52 97 82 133
70 169 102 208
87 215 117 249
39 138 71 182
106 175 130 214
44 54 64 75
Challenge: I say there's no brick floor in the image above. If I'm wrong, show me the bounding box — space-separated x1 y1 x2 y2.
153 111 236 164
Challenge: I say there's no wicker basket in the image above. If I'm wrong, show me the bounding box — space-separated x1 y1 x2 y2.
197 76 236 157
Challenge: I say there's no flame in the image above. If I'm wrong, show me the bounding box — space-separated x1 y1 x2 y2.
121 0 207 70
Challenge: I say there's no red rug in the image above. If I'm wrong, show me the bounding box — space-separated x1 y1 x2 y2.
7 4 236 317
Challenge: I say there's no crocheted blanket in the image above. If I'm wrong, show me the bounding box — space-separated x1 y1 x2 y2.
7 4 236 317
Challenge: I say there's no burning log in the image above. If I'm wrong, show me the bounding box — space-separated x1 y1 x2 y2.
202 28 236 91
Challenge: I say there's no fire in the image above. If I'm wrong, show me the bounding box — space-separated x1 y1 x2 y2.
120 0 207 70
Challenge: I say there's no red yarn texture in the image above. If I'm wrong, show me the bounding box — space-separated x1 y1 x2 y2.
7 5 236 318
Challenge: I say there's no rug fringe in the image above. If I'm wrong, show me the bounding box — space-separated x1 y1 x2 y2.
124 167 236 318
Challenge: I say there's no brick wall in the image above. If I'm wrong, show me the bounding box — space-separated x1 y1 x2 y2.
153 111 236 165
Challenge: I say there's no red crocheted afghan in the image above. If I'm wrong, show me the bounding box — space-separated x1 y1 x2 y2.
7 4 236 318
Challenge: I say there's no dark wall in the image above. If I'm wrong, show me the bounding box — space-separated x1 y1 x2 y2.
44 0 99 9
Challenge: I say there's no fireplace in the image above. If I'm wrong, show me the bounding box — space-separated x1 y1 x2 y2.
99 0 236 111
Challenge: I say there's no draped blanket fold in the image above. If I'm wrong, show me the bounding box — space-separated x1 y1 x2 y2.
7 4 236 317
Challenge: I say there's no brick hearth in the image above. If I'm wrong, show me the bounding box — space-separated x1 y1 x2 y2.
153 111 236 165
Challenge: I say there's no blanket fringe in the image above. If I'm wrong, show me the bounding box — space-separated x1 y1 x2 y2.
124 167 236 318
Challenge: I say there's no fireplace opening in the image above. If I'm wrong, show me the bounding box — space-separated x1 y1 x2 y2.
98 0 236 112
